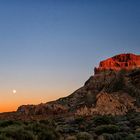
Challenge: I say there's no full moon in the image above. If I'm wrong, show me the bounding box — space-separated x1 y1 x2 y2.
13 90 16 94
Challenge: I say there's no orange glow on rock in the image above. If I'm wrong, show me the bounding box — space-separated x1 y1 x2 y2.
95 53 140 74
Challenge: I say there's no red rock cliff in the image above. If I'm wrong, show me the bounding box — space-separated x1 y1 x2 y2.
95 53 140 74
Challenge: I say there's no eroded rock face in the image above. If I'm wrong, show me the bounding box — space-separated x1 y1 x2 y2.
76 92 136 116
95 53 140 74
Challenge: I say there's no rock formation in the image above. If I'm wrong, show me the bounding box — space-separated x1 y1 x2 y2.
76 92 136 116
14 53 140 118
17 102 67 116
95 53 140 74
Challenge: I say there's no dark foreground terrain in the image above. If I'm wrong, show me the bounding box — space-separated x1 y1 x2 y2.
0 112 140 140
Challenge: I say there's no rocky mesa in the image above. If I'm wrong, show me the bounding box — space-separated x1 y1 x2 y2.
94 53 140 74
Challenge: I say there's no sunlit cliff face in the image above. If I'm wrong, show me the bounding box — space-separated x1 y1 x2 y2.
95 53 140 74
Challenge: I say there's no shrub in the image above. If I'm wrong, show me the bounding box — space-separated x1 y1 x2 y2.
135 128 140 133
130 118 140 126
113 132 128 138
75 117 85 124
0 120 22 128
0 121 61 140
39 120 50 125
37 130 60 140
93 116 115 126
66 136 77 140
113 133 123 140
25 122 60 140
98 133 123 140
135 133 140 139
25 122 48 134
95 125 120 135
125 134 136 140
76 132 93 140
1 126 35 140
126 111 139 120
100 133 114 140
39 119 56 127
0 134 9 140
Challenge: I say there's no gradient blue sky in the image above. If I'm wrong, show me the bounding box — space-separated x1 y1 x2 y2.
0 0 140 112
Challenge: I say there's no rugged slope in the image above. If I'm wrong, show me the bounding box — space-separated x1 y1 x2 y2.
16 53 140 117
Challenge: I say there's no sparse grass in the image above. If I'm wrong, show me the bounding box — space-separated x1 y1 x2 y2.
0 120 60 140
0 112 140 140
76 132 93 140
0 120 22 128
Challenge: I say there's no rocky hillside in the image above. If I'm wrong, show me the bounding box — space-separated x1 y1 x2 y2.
14 53 140 118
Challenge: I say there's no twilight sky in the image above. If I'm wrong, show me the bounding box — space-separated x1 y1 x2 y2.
0 0 140 112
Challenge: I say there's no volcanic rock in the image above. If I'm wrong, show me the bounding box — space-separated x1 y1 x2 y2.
95 53 140 74
17 102 67 116
76 92 136 116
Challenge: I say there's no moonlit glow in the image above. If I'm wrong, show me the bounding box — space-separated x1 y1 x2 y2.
13 90 16 94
